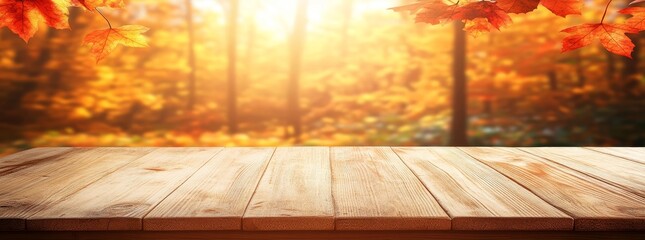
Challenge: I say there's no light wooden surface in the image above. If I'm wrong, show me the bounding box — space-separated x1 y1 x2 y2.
393 147 572 230
586 147 645 164
0 147 644 233
461 147 645 231
521 147 645 197
144 148 273 231
0 148 153 231
27 148 222 231
244 147 334 231
0 147 73 175
331 147 450 230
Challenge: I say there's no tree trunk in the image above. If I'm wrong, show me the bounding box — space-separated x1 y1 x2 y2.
604 49 615 83
287 0 308 142
548 71 558 91
186 0 197 111
227 0 239 134
450 21 468 146
576 51 586 87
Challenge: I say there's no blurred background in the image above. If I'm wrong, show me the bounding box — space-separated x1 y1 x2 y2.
0 0 644 156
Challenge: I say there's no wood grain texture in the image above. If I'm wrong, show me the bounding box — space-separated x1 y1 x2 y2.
393 147 573 230
586 147 645 164
331 147 450 230
462 147 645 231
144 148 274 231
0 148 74 175
26 148 222 231
2 231 645 240
521 147 645 197
0 148 153 231
243 147 333 231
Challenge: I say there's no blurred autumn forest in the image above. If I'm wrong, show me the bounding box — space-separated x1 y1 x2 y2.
0 0 644 155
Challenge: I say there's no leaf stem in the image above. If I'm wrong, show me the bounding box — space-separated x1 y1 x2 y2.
95 7 112 29
601 0 613 23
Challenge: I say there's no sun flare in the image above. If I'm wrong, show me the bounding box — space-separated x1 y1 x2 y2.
193 0 399 33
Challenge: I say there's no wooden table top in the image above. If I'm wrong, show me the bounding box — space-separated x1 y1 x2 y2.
0 147 643 232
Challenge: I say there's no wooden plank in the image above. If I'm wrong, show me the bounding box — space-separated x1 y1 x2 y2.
243 147 333 231
26 148 222 231
0 148 153 231
521 147 645 197
586 147 645 164
331 147 450 230
3 231 645 240
144 148 274 231
393 147 573 230
0 147 74 174
462 147 645 231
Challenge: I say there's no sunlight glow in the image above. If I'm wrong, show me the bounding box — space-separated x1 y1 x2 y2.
192 0 399 33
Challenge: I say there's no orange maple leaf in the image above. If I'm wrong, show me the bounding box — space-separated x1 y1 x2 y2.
464 18 497 36
73 0 124 11
540 0 582 17
415 2 457 24
619 7 645 30
391 0 457 25
83 25 149 63
452 1 512 30
561 23 639 58
0 0 70 42
496 0 540 14
391 1 511 32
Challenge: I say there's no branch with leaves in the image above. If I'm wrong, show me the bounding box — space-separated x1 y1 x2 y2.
392 0 645 58
0 0 148 62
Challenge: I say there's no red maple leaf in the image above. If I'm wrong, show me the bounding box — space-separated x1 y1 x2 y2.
541 0 582 17
0 0 70 42
415 2 457 24
619 7 645 30
452 1 512 30
391 0 457 25
496 0 540 14
392 1 511 32
561 23 640 58
464 18 498 36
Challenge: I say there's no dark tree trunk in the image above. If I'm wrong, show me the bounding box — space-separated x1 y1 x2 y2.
605 49 615 83
287 0 308 142
186 0 197 111
548 71 558 91
227 0 239 134
576 51 586 87
450 21 468 146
